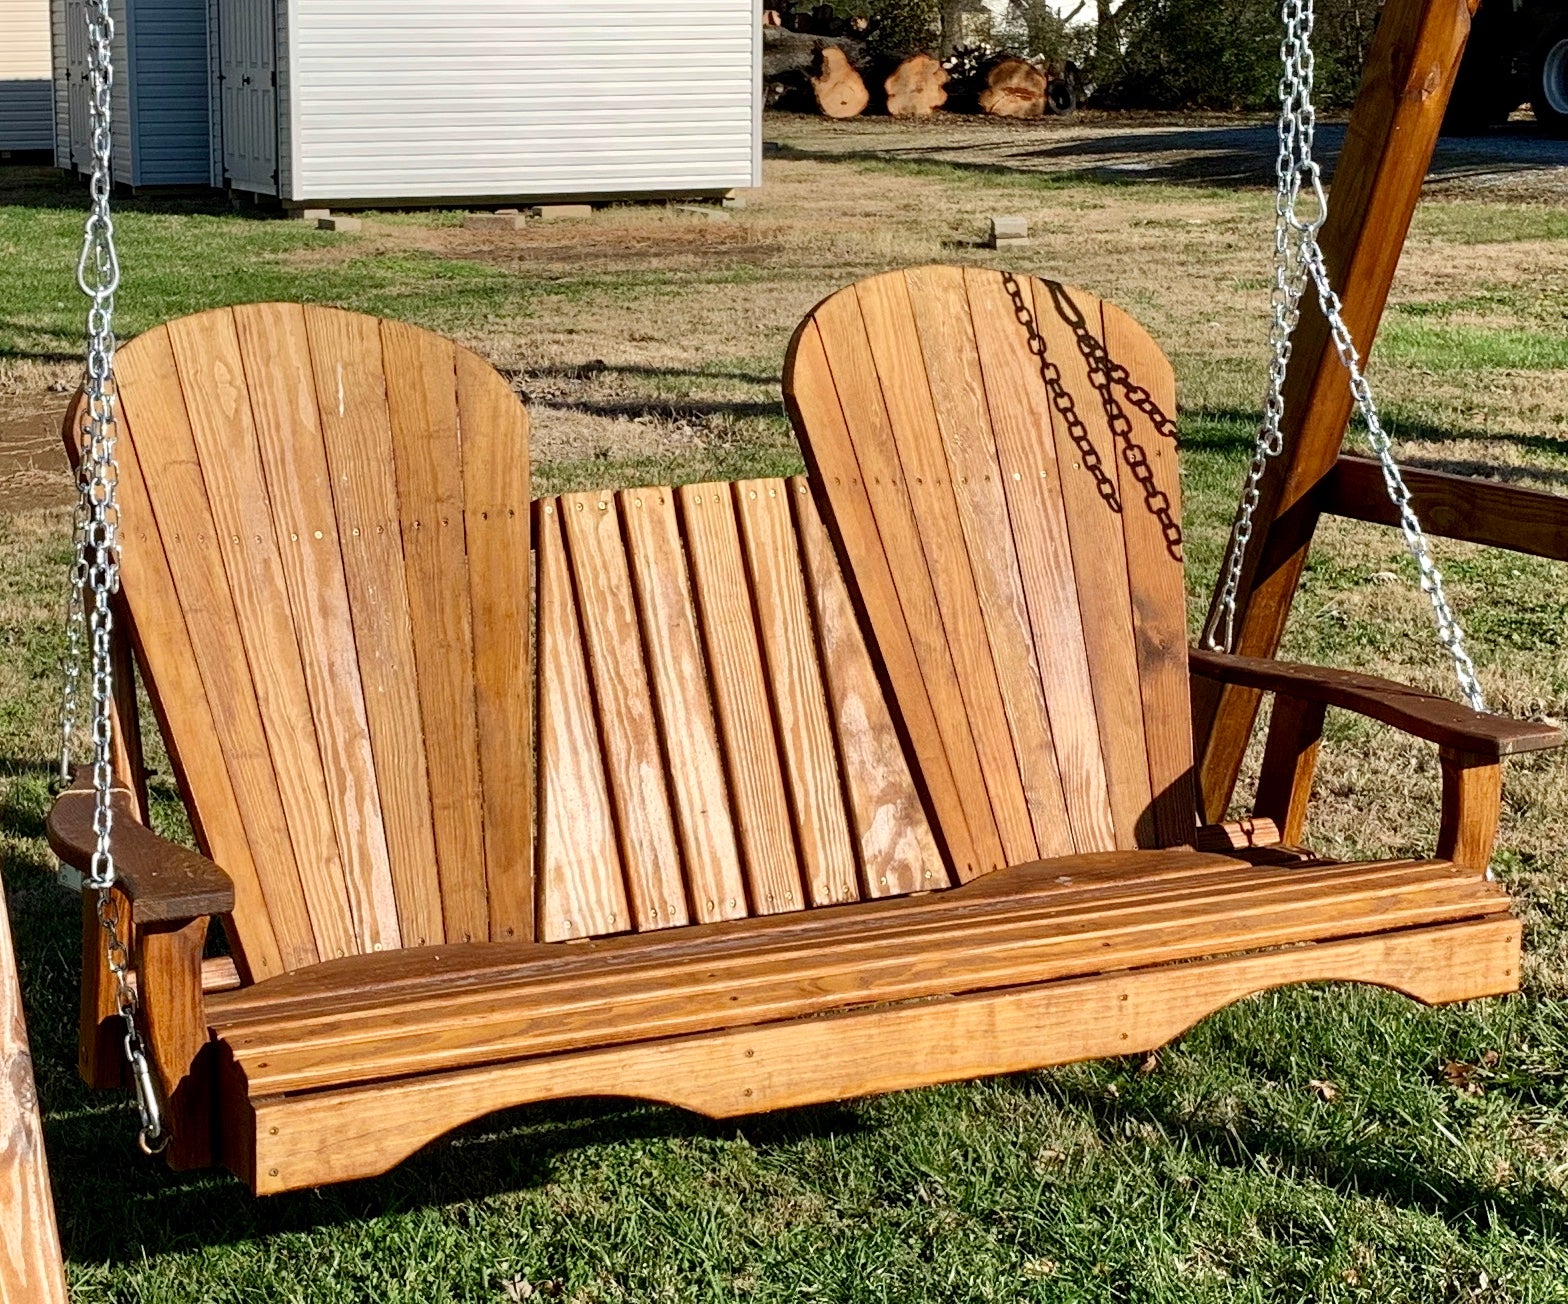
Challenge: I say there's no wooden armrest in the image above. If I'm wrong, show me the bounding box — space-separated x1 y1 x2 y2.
47 768 235 924
1188 649 1563 757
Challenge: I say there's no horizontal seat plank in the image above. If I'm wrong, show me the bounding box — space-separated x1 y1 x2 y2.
211 857 1505 1096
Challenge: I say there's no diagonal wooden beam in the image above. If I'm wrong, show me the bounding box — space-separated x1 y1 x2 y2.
1193 0 1482 822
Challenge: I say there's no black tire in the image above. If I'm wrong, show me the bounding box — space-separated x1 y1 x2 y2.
1533 24 1568 138
1045 77 1077 116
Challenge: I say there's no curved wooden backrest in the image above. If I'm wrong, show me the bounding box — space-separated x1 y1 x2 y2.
533 477 946 942
784 267 1196 879
108 305 531 979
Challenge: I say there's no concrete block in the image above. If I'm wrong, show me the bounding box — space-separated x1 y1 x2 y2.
318 214 363 233
722 192 748 210
294 207 331 222
675 203 730 221
988 215 1030 248
537 203 593 220
465 212 527 231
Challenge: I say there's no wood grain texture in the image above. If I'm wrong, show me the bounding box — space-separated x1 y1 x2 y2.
240 916 1520 1193
1254 696 1327 845
535 503 629 941
215 856 1506 1096
1438 748 1503 873
1194 0 1484 818
233 304 403 954
560 491 688 930
784 318 986 879
1324 453 1568 562
455 347 534 942
962 268 1115 855
858 270 1039 865
621 488 748 925
380 319 490 944
906 265 1071 859
1099 298 1196 845
735 479 860 907
306 306 448 950
679 482 804 914
791 478 946 896
137 917 213 1170
0 862 68 1303
117 324 317 971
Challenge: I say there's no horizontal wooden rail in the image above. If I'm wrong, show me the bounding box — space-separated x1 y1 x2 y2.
1322 454 1568 562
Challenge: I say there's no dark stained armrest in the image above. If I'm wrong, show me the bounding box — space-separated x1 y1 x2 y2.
1188 649 1563 758
47 769 235 924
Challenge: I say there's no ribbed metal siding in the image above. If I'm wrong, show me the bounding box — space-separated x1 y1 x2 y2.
0 0 54 150
285 0 759 202
129 0 210 183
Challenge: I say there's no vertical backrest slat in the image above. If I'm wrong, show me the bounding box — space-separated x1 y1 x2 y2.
535 503 630 940
1100 300 1196 845
380 320 490 943
110 368 288 980
905 265 1074 859
788 269 1196 866
678 483 804 915
455 347 534 942
304 306 448 947
560 491 689 932
854 272 1040 866
963 269 1116 854
790 478 948 897
620 488 749 925
231 303 405 953
166 312 364 962
1027 276 1156 848
796 297 1002 880
116 327 319 971
734 479 860 908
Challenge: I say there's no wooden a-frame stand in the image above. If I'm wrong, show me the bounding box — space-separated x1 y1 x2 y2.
1194 0 1568 813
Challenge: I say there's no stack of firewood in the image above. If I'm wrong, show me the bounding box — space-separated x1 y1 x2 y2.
763 21 1077 121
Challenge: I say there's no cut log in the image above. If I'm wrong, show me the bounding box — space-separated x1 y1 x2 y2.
884 54 949 118
812 46 871 119
762 26 866 80
979 57 1047 118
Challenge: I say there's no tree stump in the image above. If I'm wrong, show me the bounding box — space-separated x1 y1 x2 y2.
979 57 1047 118
884 54 949 118
812 45 870 118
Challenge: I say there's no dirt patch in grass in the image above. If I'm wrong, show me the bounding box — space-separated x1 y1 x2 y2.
0 399 71 511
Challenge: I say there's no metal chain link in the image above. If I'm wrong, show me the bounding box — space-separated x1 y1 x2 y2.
1204 0 1484 713
60 0 166 1154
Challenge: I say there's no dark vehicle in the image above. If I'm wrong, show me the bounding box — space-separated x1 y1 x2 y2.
1447 0 1568 135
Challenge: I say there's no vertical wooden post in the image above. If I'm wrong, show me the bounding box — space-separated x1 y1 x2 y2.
0 863 70 1304
1192 0 1480 821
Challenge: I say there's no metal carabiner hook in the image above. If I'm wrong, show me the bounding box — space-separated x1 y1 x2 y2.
126 1033 169 1155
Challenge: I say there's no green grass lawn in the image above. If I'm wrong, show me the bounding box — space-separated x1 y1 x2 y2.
2 120 1567 1302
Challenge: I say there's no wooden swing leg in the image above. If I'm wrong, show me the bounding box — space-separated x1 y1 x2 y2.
135 916 214 1171
1437 749 1502 872
78 887 129 1089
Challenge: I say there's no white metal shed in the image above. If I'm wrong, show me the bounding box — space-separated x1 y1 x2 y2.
216 0 761 207
2 0 54 153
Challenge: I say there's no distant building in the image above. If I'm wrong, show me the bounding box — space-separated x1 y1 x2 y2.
1 0 53 154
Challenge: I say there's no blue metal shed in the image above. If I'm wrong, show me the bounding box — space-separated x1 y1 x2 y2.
52 0 211 186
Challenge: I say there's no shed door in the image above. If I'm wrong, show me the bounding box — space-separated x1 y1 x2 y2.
218 0 277 194
64 0 91 170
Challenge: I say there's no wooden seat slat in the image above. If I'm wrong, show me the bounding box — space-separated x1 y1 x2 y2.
216 859 1503 1096
789 478 947 897
560 489 689 931
233 304 405 954
381 320 491 944
679 483 805 914
962 268 1117 855
906 265 1075 859
620 488 750 925
535 503 630 940
735 478 860 907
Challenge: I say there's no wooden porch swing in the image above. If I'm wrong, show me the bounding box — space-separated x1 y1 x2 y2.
51 0 1563 1197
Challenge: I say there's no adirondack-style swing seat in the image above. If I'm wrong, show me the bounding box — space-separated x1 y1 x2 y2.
50 271 1560 1195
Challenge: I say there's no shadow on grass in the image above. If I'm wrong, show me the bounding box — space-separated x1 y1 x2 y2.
0 166 247 219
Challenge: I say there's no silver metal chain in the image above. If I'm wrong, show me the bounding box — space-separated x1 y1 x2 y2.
60 0 166 1154
1205 0 1485 713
